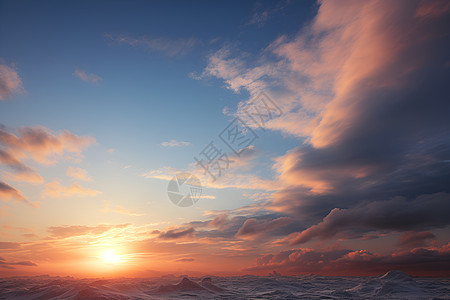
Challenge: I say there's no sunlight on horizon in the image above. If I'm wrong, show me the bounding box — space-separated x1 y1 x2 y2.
100 249 123 265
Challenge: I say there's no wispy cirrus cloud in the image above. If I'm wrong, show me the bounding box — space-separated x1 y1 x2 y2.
0 64 23 100
42 181 101 198
73 68 102 84
101 200 145 216
105 33 198 57
160 140 191 147
0 256 37 269
143 145 278 191
47 223 129 239
247 1 288 27
142 163 278 191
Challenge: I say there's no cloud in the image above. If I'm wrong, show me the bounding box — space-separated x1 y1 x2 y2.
73 68 102 84
0 148 43 184
398 231 436 249
0 259 37 269
287 193 450 245
0 64 23 100
0 181 37 207
247 2 288 26
42 181 101 198
157 227 195 240
235 217 291 238
142 146 278 191
198 46 274 94
23 233 38 239
0 181 25 202
175 257 195 262
0 125 96 165
0 125 95 207
48 224 129 239
205 0 450 143
160 140 191 147
248 10 270 26
101 200 145 216
105 33 198 57
2 171 44 184
0 241 20 249
197 0 450 248
247 243 450 276
66 166 93 181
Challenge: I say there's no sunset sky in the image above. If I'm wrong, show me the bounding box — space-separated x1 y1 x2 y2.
1 0 449 277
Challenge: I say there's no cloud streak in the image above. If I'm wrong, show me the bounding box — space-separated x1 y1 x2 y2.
160 140 191 147
73 68 102 84
105 33 198 57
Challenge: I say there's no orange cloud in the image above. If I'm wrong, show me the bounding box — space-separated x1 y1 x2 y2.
101 201 145 216
2 171 44 184
66 166 93 181
42 181 101 198
47 224 129 239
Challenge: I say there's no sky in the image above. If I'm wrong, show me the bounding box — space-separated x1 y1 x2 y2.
0 0 449 277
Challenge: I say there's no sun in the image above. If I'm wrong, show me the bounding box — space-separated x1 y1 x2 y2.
100 250 122 264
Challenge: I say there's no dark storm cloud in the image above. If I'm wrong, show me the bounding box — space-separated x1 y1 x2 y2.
269 0 450 240
288 193 450 245
398 231 436 249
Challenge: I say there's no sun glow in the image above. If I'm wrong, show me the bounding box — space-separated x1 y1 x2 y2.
100 250 122 264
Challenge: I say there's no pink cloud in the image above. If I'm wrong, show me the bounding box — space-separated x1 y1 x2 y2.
247 243 450 276
202 0 450 150
0 64 23 100
0 126 95 165
73 68 102 84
